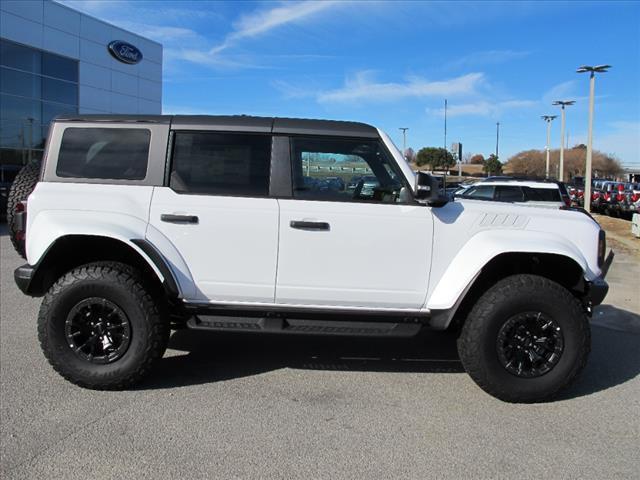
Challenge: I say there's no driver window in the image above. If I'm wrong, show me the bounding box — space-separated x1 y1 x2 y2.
290 137 405 203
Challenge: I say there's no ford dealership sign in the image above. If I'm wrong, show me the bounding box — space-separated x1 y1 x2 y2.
108 41 143 65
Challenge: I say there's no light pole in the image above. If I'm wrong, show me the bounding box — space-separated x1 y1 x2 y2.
399 127 408 155
552 100 575 182
495 122 500 159
541 115 557 178
577 64 610 213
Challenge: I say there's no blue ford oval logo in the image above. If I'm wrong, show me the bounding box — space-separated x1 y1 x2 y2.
108 41 143 65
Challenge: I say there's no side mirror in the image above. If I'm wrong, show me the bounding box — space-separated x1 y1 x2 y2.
415 172 448 207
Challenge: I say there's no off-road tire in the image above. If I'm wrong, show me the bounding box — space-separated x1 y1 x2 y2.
38 262 170 389
7 161 40 258
457 274 590 403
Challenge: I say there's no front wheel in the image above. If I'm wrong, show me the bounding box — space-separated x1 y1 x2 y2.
457 274 590 403
38 263 169 389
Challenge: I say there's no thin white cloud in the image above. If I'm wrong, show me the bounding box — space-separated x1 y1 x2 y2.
542 80 578 104
316 71 485 104
426 99 537 118
210 1 341 54
445 50 531 70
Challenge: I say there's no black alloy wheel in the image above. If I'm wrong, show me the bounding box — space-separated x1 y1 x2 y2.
65 297 132 364
496 312 564 378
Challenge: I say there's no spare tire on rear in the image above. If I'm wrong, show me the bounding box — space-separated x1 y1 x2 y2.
6 161 41 259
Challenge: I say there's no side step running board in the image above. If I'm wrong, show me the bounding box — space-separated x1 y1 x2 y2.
187 316 421 337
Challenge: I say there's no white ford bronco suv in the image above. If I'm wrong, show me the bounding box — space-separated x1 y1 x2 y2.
9 115 612 402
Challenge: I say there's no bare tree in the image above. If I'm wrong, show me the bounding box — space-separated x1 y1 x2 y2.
469 154 485 165
404 147 416 163
505 147 623 179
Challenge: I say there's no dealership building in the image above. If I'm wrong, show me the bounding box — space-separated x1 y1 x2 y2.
0 0 163 166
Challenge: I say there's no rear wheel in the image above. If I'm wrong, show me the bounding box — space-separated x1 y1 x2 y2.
38 262 169 389
457 274 590 403
7 161 40 258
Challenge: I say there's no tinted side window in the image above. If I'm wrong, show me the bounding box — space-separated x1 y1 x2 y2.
290 137 405 203
170 132 271 196
463 185 495 199
57 128 150 180
524 187 561 202
495 186 525 202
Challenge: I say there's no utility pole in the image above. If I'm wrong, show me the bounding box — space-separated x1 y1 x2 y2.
443 99 448 185
495 122 500 159
443 99 448 156
553 100 575 182
541 115 557 179
577 65 610 212
399 127 408 155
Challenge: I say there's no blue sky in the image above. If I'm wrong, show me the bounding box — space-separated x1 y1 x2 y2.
62 0 640 166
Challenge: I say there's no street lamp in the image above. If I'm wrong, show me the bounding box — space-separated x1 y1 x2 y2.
577 64 611 212
552 100 575 182
399 127 409 155
541 115 557 178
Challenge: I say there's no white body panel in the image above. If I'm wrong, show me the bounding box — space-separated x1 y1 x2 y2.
25 182 167 281
276 199 432 309
423 199 602 311
148 187 279 303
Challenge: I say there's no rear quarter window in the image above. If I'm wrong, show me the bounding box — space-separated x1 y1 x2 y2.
524 187 561 202
56 128 151 180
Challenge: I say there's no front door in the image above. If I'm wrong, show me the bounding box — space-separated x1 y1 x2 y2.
149 131 278 303
275 136 433 310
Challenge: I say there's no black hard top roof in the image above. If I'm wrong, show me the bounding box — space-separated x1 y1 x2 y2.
54 114 379 138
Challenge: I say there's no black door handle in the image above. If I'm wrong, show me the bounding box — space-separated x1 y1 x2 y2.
290 220 330 231
161 214 199 224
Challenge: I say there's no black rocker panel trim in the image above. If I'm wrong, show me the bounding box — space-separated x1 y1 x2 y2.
181 301 430 324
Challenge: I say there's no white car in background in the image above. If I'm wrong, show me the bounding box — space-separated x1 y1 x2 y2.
456 180 567 208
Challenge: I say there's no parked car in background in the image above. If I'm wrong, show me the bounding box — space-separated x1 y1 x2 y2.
455 180 566 208
598 181 626 215
617 183 640 218
325 176 345 191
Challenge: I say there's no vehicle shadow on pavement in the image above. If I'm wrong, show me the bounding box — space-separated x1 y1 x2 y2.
560 306 640 400
140 329 465 390
142 307 640 399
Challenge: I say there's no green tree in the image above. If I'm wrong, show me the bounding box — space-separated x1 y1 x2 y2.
415 147 455 170
483 154 503 176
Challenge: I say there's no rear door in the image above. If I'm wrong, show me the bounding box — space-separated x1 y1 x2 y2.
275 136 433 310
148 130 279 303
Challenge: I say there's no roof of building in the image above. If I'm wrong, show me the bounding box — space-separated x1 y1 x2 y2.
54 114 379 138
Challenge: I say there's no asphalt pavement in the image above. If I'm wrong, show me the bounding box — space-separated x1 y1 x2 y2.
1 224 639 479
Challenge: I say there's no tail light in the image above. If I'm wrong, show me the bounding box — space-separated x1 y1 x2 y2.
592 192 600 200
578 190 584 198
632 193 640 202
603 192 611 201
564 197 571 207
13 201 27 246
616 193 624 202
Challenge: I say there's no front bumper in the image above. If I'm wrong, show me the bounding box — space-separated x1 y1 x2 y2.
586 250 614 306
